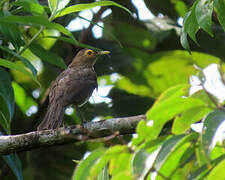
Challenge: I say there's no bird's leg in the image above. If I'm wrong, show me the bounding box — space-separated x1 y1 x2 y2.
75 105 87 124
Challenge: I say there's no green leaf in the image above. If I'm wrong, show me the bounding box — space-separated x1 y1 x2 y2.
152 133 198 178
12 0 47 16
117 50 220 98
172 107 212 134
55 1 132 18
48 0 57 12
0 12 24 51
113 23 156 50
29 43 66 69
0 98 11 134
132 148 160 179
0 69 14 134
41 36 101 51
154 135 185 170
0 45 37 76
56 0 70 12
214 0 225 32
183 1 200 44
2 153 23 180
109 153 132 177
180 27 191 52
146 84 206 139
72 148 106 180
156 142 192 179
89 145 128 178
189 154 225 180
0 15 76 41
0 58 40 86
196 0 213 36
12 82 37 114
97 166 109 180
201 110 225 155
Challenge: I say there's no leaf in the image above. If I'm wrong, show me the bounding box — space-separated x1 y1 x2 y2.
172 106 212 134
0 15 77 42
48 0 57 12
132 148 161 179
0 45 37 76
214 0 225 32
56 0 70 12
97 166 109 180
41 36 101 51
183 1 200 44
117 50 220 98
196 0 213 36
109 153 132 177
201 110 225 155
0 68 14 134
0 12 24 51
156 142 192 179
113 23 156 50
180 27 191 52
189 154 225 180
154 135 185 170
89 145 128 178
146 84 207 139
2 153 23 180
12 0 47 16
12 82 37 114
29 43 66 69
55 1 132 18
72 148 106 180
0 98 11 134
0 58 40 86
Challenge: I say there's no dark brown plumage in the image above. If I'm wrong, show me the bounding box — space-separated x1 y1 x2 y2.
37 49 110 130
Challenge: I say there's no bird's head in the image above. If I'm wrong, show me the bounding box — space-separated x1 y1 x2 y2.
70 48 110 68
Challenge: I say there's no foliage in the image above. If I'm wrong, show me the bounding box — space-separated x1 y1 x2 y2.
0 0 225 180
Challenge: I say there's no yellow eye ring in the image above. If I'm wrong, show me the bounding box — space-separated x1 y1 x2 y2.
84 49 95 57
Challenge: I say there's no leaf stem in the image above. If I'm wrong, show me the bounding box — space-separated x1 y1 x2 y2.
18 26 44 55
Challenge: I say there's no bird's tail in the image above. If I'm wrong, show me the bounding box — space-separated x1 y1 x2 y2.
37 103 65 130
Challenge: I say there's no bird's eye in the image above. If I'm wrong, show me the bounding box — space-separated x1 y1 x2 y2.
85 50 95 57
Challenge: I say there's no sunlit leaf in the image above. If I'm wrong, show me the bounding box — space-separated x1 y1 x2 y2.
72 148 106 180
132 148 160 179
12 0 47 16
172 107 212 134
12 82 37 114
89 145 128 179
109 153 132 177
201 110 225 155
0 15 77 41
189 154 225 180
146 84 206 139
117 50 220 98
0 45 37 75
0 58 40 86
55 1 132 18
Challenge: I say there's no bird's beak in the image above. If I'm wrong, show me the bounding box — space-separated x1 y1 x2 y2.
97 51 111 55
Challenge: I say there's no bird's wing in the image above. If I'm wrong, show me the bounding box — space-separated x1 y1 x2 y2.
49 68 97 106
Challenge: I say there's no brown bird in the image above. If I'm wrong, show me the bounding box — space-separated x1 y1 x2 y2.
37 49 110 130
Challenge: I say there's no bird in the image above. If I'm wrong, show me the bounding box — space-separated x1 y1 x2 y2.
37 48 110 130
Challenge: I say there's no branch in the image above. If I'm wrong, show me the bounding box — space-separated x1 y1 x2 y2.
0 115 145 155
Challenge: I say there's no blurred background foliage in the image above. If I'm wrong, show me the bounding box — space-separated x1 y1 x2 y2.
1 0 225 179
